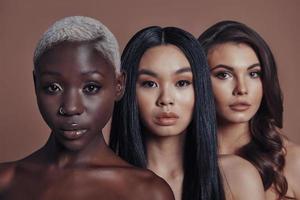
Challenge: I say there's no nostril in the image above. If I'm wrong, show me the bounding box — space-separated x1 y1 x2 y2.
233 89 248 96
61 90 84 116
59 103 84 116
156 100 174 106
156 89 175 106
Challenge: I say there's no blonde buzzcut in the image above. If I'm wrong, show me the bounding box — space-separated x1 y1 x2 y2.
33 16 120 73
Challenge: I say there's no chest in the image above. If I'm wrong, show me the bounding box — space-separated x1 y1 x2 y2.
164 176 183 200
1 169 124 200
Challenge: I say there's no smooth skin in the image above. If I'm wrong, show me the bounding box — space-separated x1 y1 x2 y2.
208 42 300 199
137 45 193 200
0 42 174 200
137 44 265 200
219 155 265 200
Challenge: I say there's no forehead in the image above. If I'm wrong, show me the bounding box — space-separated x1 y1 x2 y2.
207 42 260 69
139 44 191 74
35 42 115 78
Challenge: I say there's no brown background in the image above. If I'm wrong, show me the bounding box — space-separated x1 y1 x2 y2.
0 0 299 162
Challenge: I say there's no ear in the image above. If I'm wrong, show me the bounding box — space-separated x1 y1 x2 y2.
115 70 126 101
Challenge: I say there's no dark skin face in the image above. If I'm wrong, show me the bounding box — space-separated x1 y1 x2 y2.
34 42 123 152
0 41 174 200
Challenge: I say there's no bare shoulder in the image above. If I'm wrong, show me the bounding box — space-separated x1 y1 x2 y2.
219 154 260 177
219 155 265 200
284 141 300 198
284 141 300 177
104 153 174 199
106 166 174 200
284 140 300 167
134 169 174 200
0 162 17 192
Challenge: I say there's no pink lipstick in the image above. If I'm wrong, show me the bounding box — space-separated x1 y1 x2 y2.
155 112 179 126
229 102 251 111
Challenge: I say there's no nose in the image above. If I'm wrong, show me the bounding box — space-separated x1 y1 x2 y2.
233 76 248 96
59 89 84 116
156 85 174 107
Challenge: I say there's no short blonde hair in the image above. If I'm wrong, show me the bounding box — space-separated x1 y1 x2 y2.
34 16 120 73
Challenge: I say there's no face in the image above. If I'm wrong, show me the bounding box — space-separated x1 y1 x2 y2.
207 42 263 125
136 45 194 138
34 42 124 151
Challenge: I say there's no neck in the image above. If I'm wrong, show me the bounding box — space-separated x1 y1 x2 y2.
40 132 110 168
146 134 185 176
146 133 184 200
146 134 184 177
217 122 251 155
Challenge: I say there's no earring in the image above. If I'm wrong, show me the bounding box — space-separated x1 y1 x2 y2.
117 84 122 91
59 107 65 115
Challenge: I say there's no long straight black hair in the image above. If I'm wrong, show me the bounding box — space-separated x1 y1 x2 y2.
110 26 224 200
198 20 291 199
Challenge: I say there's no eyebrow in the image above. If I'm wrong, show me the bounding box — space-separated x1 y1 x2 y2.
210 63 260 71
40 71 61 76
138 69 158 77
39 70 104 77
138 67 192 77
81 70 104 77
175 67 192 74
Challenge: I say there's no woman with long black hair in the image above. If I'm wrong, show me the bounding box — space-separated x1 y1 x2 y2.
110 26 265 200
198 20 300 199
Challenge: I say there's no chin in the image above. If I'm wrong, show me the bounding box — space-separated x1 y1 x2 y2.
55 137 88 152
229 118 251 124
218 113 254 124
221 115 252 125
149 126 186 138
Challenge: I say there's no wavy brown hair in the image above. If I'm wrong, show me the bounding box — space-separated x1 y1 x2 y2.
198 20 292 199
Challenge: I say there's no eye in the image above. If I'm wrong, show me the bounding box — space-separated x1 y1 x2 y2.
43 83 62 94
214 71 232 80
83 83 101 94
141 81 158 88
176 80 192 87
249 71 261 78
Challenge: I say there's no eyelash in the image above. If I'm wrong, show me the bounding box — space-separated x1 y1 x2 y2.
176 80 192 87
249 71 261 78
83 83 102 94
213 71 262 80
43 83 62 94
42 82 101 95
141 81 158 88
214 71 232 80
140 80 192 88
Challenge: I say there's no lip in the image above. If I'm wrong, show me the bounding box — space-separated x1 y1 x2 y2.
59 127 87 140
155 112 179 126
229 102 251 111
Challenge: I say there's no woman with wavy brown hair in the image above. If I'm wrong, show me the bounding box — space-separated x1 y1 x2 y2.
198 20 300 199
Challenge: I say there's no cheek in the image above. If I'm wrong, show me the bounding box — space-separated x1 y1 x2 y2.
250 81 263 104
136 90 154 121
37 93 58 112
36 93 60 127
178 89 195 113
174 88 194 131
86 95 115 128
211 81 231 106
